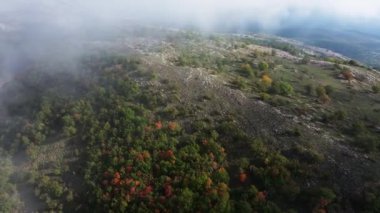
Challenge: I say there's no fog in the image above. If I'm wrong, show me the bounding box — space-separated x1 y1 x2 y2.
1 0 378 33
2 0 380 31
1 0 380 79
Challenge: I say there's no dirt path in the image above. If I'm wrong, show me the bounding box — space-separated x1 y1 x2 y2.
12 151 45 213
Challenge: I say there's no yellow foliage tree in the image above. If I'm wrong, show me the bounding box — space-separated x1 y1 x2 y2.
261 74 273 87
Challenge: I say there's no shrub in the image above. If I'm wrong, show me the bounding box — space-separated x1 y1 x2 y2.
271 81 294 96
318 94 331 104
286 127 301 137
301 55 310 64
348 60 359 66
324 85 334 95
240 64 255 77
269 97 291 106
260 93 271 101
291 145 324 164
341 70 354 81
231 77 248 90
351 121 367 136
259 62 269 71
372 85 380 94
271 49 276 56
353 133 379 152
305 84 315 96
322 110 346 123
316 85 326 97
316 85 331 104
333 110 346 120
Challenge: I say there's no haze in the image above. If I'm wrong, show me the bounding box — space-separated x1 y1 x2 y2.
1 0 380 79
2 0 380 29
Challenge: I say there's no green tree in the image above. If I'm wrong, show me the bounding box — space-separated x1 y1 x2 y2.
316 85 326 97
372 85 380 94
240 64 255 77
271 81 294 96
301 55 311 64
0 151 21 212
305 84 315 96
259 62 269 71
324 85 334 95
62 115 77 137
177 188 194 212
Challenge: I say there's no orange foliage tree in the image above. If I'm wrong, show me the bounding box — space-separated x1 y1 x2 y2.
341 70 354 81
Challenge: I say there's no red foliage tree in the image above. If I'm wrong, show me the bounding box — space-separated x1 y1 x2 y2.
239 172 248 183
164 184 173 197
155 121 163 129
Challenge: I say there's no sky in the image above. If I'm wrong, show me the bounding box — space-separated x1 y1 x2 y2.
1 0 380 30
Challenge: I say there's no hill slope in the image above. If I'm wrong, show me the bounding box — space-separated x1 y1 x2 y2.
1 27 380 212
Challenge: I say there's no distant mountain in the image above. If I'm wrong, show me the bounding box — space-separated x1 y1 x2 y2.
215 17 380 69
274 24 380 69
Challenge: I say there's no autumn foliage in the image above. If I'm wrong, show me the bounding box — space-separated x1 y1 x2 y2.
319 94 331 104
155 121 163 129
239 172 248 183
261 74 273 87
168 121 178 131
86 108 229 212
341 70 354 81
256 191 268 202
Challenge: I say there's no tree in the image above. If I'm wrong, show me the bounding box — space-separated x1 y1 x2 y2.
240 64 255 77
348 60 359 66
0 151 21 212
341 70 354 81
301 55 311 64
259 62 269 71
372 85 380 94
324 85 334 95
261 74 273 87
316 85 331 104
271 49 276 56
239 172 248 183
316 85 326 97
305 84 315 96
177 188 194 211
62 115 77 137
319 94 331 104
271 81 294 96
